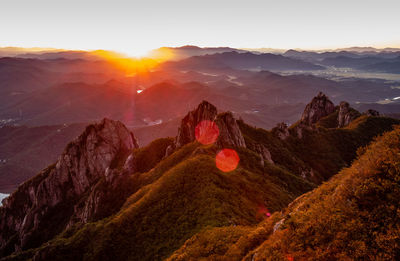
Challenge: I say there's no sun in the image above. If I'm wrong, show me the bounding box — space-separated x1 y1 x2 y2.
121 48 153 58
89 46 176 75
90 49 164 75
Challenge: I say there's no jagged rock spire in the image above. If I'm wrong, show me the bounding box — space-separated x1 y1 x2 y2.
215 112 246 148
0 118 138 255
301 92 335 125
337 101 360 128
174 100 246 150
176 101 218 148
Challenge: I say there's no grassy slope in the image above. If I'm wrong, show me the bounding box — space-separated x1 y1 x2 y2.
3 115 399 261
166 125 400 261
13 142 310 261
250 125 400 260
240 115 399 182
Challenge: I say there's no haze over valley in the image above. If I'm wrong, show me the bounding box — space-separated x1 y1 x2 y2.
1 46 400 195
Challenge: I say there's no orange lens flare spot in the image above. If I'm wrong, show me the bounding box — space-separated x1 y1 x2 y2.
216 149 239 172
286 255 294 261
195 120 220 145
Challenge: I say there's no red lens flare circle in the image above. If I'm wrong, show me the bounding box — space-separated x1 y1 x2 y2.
216 149 240 172
258 205 271 219
195 120 220 145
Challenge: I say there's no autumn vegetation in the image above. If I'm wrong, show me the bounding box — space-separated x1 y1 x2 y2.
2 114 399 261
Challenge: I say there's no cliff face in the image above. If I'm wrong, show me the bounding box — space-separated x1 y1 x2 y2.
175 101 218 148
0 119 138 255
215 112 246 148
337 101 360 128
173 100 246 151
300 92 335 126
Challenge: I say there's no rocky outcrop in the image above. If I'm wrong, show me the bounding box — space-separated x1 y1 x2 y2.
300 92 335 126
300 168 316 180
365 109 380 117
172 101 246 152
175 101 218 148
273 122 290 140
215 112 246 148
0 119 138 256
337 101 360 128
123 154 137 174
255 144 274 167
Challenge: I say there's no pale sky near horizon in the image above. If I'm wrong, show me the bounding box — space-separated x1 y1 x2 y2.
0 0 399 57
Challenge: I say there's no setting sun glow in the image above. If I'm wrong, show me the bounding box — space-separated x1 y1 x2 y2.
90 49 173 75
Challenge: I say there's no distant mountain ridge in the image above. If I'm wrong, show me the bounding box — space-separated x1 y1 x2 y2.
149 45 248 60
161 51 324 71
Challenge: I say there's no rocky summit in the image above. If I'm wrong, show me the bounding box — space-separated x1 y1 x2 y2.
175 101 218 148
337 101 360 128
170 100 246 156
0 119 138 256
300 92 335 126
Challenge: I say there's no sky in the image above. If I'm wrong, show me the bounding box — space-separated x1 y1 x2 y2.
1 0 399 57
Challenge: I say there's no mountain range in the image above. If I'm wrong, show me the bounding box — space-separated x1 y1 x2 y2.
1 93 399 260
161 51 324 72
2 49 400 195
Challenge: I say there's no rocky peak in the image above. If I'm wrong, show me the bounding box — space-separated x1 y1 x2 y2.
365 109 380 117
175 100 218 148
301 92 335 126
0 118 138 256
215 112 246 148
174 101 246 150
337 101 360 128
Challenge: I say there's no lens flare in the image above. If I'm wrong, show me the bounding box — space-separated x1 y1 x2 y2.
258 205 271 218
216 149 239 172
195 120 220 145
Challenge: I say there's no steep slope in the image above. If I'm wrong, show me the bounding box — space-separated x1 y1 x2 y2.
0 119 138 256
0 95 398 261
168 126 400 260
249 126 400 260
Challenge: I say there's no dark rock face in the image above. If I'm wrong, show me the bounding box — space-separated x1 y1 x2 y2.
176 101 218 148
274 122 290 140
174 101 246 150
215 112 246 148
301 92 335 125
254 144 274 167
337 101 360 128
366 109 380 117
0 119 138 256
